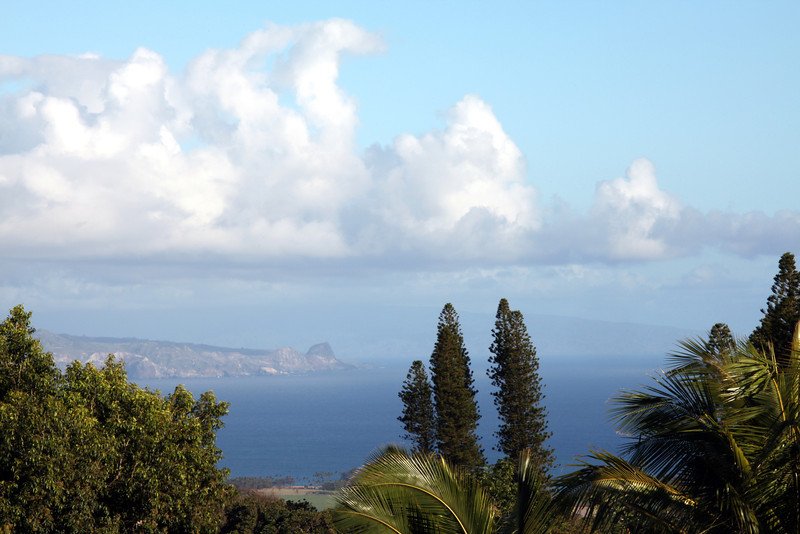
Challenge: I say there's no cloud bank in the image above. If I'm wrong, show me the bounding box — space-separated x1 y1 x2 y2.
0 19 796 271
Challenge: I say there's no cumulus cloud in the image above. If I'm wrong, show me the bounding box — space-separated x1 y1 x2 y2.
596 161 800 261
590 158 681 259
0 20 539 264
356 94 537 262
533 158 800 263
0 19 797 272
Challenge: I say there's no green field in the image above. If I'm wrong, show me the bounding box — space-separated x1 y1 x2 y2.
264 489 336 510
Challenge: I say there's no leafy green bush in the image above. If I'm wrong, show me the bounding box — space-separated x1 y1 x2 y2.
0 305 232 532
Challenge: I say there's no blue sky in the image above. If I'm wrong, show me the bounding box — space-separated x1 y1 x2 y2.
0 2 798 353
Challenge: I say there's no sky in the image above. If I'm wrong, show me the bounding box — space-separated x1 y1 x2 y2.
0 2 798 356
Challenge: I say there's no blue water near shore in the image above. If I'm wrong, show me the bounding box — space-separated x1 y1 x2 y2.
139 355 662 481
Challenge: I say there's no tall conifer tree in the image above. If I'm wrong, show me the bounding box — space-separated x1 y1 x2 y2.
398 360 436 453
488 298 552 470
707 322 735 356
750 252 800 364
429 303 484 470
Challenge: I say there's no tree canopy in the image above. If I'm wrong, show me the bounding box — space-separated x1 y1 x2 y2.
0 305 232 532
221 493 334 534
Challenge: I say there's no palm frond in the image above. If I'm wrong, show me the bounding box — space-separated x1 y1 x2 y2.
555 451 699 532
556 336 781 533
505 449 557 534
333 447 495 534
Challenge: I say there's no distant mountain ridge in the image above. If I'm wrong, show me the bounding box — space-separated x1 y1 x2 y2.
37 331 352 379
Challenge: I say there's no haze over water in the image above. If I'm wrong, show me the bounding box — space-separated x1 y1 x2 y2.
141 354 660 480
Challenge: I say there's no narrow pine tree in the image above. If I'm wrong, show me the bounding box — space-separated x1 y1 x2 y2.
397 360 436 453
429 303 484 470
707 322 735 356
750 252 800 364
488 298 552 471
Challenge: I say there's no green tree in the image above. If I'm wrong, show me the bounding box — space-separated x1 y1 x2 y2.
221 492 334 534
479 457 517 518
0 305 111 532
750 252 800 364
488 299 552 471
0 387 113 531
707 322 735 356
0 305 232 532
398 360 436 453
0 304 58 399
429 303 485 470
63 359 232 531
556 322 800 533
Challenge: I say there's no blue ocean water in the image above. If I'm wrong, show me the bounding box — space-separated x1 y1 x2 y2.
139 355 661 480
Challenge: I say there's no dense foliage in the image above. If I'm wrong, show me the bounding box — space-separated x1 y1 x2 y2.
555 322 800 533
488 298 552 469
221 493 333 534
429 303 485 470
398 359 436 453
0 305 232 532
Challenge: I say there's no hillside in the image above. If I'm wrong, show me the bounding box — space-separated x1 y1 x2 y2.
37 331 352 379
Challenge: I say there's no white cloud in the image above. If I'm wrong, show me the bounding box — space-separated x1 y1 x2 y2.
590 158 682 260
357 94 537 261
0 19 797 273
387 95 534 231
0 21 381 259
531 159 799 263
0 20 539 264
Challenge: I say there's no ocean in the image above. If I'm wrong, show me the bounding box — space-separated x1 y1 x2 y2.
139 354 662 481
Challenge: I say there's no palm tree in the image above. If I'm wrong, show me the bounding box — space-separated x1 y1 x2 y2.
555 322 800 533
333 447 558 533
